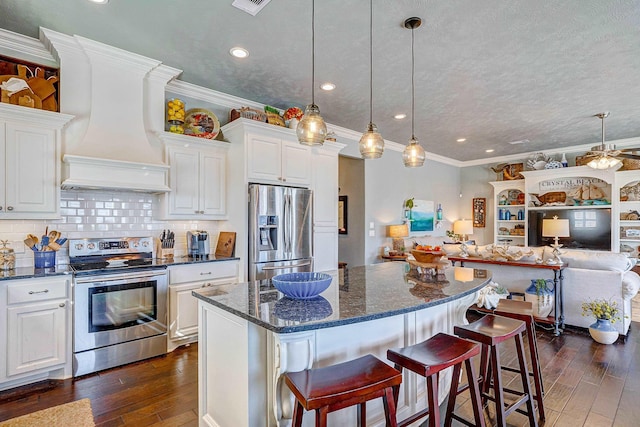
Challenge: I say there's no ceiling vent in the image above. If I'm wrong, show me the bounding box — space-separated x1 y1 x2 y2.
232 0 271 16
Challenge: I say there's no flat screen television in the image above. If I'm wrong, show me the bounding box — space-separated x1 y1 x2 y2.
527 208 611 250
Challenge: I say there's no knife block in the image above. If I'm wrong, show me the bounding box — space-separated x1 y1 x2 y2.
155 238 174 259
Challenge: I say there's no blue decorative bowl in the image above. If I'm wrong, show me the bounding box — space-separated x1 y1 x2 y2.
271 272 332 299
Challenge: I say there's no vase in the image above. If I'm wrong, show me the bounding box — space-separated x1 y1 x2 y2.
524 279 554 318
288 118 299 129
589 318 618 344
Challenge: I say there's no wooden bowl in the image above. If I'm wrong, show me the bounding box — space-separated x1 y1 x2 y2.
411 250 445 263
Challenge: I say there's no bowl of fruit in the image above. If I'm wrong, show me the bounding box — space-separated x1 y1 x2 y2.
411 245 445 264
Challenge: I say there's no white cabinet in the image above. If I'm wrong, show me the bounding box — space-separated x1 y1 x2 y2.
490 180 526 246
312 144 342 272
0 104 73 219
167 260 239 351
158 134 229 220
223 119 344 280
247 132 311 186
1 276 71 389
614 170 640 255
521 166 615 250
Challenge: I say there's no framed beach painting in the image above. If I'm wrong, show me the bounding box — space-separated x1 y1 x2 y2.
409 200 435 232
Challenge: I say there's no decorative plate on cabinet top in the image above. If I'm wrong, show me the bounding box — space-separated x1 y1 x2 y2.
184 108 220 139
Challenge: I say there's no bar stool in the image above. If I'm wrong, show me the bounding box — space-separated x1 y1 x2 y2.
283 354 402 427
454 314 538 427
495 299 545 421
387 332 486 427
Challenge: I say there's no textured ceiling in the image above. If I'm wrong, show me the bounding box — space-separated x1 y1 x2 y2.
1 0 640 163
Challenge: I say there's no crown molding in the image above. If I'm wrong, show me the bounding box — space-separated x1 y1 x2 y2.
0 28 57 67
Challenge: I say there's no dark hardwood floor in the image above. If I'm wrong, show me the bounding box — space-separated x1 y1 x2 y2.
0 344 198 427
1 320 640 427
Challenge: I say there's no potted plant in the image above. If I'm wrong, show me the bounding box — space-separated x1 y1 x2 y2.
524 279 554 318
581 298 622 344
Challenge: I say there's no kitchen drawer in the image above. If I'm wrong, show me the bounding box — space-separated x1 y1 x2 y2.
7 277 68 305
169 261 238 285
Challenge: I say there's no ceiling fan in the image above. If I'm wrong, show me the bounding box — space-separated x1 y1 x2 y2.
582 112 640 169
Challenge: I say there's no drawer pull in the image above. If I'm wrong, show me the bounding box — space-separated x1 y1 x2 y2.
200 272 213 276
59 302 65 308
28 289 49 294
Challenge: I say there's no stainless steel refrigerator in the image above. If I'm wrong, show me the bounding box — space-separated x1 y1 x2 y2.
248 184 313 281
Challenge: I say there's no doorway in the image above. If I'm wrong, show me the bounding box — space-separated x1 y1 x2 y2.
338 155 365 268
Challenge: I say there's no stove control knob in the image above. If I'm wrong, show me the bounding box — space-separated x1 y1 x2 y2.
87 243 96 250
142 240 149 247
75 243 84 250
132 241 139 248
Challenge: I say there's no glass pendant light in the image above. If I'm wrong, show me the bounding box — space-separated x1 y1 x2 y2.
402 17 426 168
297 0 327 146
358 0 384 159
587 112 622 170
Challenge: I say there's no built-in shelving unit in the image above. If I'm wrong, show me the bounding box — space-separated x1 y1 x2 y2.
490 180 526 246
614 170 640 256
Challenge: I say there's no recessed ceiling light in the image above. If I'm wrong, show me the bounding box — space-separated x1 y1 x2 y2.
508 139 530 145
88 0 108 3
456 138 466 142
394 113 407 120
485 149 495 153
320 82 335 91
229 47 249 58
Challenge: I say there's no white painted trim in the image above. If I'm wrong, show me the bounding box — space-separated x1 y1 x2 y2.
0 28 57 67
0 104 73 128
74 36 162 73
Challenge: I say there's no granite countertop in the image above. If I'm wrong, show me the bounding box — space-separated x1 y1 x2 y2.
0 265 73 281
0 255 240 281
193 262 491 333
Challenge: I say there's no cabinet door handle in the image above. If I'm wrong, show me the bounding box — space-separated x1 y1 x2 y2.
28 289 49 294
0 206 3 211
200 272 213 275
7 206 13 211
59 302 66 308
201 283 213 288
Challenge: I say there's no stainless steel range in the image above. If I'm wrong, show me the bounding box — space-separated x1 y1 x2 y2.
69 236 167 377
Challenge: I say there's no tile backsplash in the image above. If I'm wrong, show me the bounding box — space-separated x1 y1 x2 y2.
0 190 224 267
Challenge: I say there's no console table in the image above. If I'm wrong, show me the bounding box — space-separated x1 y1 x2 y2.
448 256 567 335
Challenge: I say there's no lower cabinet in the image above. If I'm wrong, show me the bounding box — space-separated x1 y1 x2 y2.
1 276 71 390
167 261 239 352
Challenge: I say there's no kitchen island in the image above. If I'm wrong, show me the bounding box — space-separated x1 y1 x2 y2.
193 262 490 427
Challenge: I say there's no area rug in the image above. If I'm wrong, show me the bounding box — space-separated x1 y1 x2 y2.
0 398 94 427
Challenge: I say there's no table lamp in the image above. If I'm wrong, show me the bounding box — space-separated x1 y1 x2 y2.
542 216 570 264
453 219 474 258
388 224 409 254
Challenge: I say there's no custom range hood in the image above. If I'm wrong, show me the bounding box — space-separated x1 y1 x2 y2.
43 30 178 192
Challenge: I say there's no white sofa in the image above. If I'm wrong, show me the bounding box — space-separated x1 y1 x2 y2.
442 245 640 336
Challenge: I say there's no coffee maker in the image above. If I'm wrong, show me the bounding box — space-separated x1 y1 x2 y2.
187 231 210 257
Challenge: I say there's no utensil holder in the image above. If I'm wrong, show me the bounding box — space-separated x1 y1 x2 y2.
34 251 56 268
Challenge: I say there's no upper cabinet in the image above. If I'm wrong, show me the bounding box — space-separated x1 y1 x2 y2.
157 133 229 220
247 132 311 186
0 104 73 219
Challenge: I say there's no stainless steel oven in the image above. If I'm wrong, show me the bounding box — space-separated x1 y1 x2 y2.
70 237 168 377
